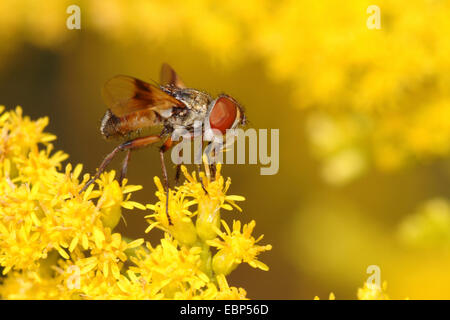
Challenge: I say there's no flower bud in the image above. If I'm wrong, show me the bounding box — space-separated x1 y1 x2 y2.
99 181 123 230
212 249 237 276
169 216 198 247
198 243 213 277
196 197 221 241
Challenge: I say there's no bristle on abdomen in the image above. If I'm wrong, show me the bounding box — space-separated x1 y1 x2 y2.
100 109 120 138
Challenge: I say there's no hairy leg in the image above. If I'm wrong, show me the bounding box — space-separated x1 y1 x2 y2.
119 149 132 185
160 137 174 225
80 135 161 193
175 164 181 185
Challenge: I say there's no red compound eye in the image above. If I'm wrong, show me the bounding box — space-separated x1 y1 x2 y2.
209 96 238 134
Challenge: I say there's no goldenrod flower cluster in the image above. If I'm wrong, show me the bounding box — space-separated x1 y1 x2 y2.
0 106 271 299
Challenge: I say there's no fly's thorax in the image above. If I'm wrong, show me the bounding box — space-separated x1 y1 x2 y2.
165 87 212 129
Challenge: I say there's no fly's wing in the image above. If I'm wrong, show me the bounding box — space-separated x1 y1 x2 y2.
102 75 185 117
160 63 186 88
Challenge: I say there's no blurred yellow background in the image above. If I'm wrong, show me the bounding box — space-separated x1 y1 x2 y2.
1 0 450 299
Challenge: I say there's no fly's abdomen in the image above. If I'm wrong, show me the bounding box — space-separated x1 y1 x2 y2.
100 109 158 138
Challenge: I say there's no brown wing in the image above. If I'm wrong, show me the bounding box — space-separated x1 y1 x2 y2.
160 63 186 88
102 75 185 117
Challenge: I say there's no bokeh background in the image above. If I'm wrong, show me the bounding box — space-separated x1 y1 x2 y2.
1 0 450 299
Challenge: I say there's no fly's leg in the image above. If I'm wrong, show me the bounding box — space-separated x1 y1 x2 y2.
196 164 208 195
175 164 181 186
160 138 174 225
209 163 217 182
80 135 161 193
119 149 132 185
206 142 217 182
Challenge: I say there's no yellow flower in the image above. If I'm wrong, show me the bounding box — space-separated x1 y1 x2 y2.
0 107 269 299
180 164 245 241
0 270 69 300
208 220 272 275
75 229 143 280
314 283 392 300
139 163 269 298
213 274 248 300
314 292 336 300
145 163 246 246
92 171 146 229
357 281 390 300
130 236 210 299
0 107 143 275
145 176 198 246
